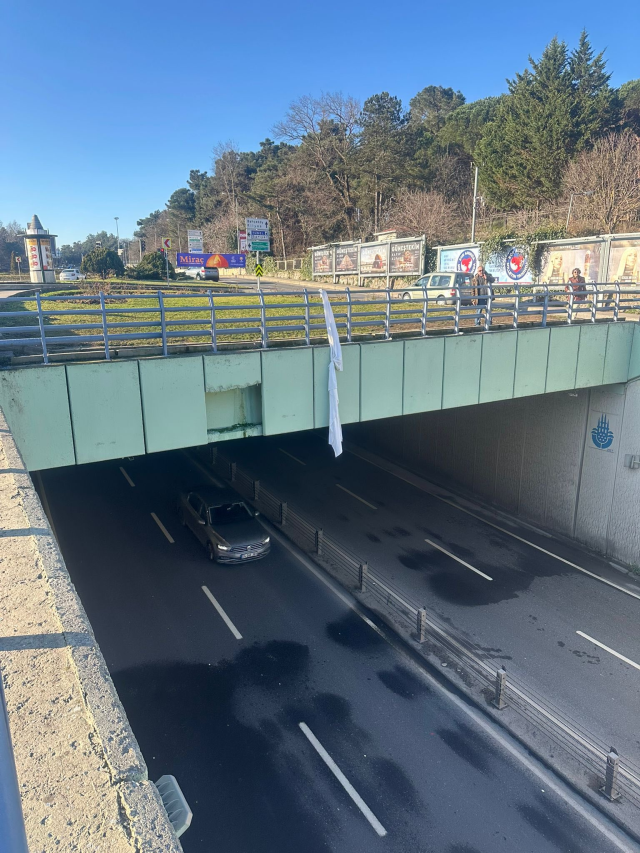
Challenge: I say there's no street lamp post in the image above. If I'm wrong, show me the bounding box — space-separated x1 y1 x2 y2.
566 191 594 231
114 217 120 252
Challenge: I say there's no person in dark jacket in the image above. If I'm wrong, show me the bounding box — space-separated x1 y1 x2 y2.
471 265 495 326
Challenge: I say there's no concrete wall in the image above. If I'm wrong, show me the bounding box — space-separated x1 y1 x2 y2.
347 380 640 565
0 321 637 471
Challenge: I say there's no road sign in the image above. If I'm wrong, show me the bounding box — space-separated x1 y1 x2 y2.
255 263 264 277
187 230 203 253
162 237 172 250
15 256 21 263
246 217 268 232
249 240 270 252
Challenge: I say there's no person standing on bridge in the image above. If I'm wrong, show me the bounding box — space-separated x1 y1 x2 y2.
566 268 586 301
471 265 495 327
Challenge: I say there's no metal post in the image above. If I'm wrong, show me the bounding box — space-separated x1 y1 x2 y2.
567 290 574 326
453 287 460 335
421 288 428 336
484 285 492 331
417 607 427 643
256 250 260 291
613 283 621 322
566 194 575 231
493 668 507 710
471 165 479 243
253 479 260 501
600 749 621 801
208 289 217 352
513 284 519 329
165 249 170 285
315 527 324 555
346 288 352 342
303 289 311 346
230 461 237 482
541 286 549 328
99 291 111 360
358 562 368 592
158 290 168 356
280 501 288 526
35 291 49 364
258 290 267 349
590 286 597 323
384 289 391 340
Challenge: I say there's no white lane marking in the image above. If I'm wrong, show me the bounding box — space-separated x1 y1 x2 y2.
150 512 174 544
336 484 377 510
348 447 640 601
424 538 493 581
201 585 243 640
279 448 306 466
259 524 635 853
576 631 640 672
299 722 387 837
119 466 135 487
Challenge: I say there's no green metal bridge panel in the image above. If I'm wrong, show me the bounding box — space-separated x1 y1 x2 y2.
139 356 208 452
479 333 517 404
629 324 640 380
546 326 580 393
360 341 404 421
442 335 481 409
66 361 145 464
403 338 444 414
203 351 261 393
313 344 361 428
261 348 314 435
514 328 550 398
575 324 608 388
0 366 74 470
602 322 635 386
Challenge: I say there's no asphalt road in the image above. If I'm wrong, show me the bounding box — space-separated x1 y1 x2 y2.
37 452 633 853
220 431 640 772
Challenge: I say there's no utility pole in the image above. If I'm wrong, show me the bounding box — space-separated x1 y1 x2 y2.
114 217 120 251
471 165 479 243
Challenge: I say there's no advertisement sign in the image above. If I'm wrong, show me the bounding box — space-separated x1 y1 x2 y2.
607 240 640 283
360 243 389 276
187 229 204 253
389 240 422 275
176 252 246 268
540 243 601 284
439 245 533 284
238 230 248 253
26 238 41 270
335 245 359 274
312 248 334 275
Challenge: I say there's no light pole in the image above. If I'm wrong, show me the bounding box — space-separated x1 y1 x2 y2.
471 165 479 243
566 191 594 231
114 217 120 252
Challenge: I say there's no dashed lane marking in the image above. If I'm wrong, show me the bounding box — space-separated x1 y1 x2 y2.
576 631 640 672
424 538 493 581
150 512 174 544
202 585 243 640
119 466 135 487
336 484 377 510
279 448 306 466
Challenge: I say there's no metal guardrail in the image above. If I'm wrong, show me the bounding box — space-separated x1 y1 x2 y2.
0 283 638 365
211 447 640 808
0 673 29 852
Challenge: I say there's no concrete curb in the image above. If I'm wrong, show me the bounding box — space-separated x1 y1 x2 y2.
0 409 183 851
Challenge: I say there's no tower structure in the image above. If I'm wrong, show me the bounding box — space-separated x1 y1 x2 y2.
21 215 57 283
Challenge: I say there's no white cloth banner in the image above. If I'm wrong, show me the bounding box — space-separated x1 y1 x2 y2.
320 290 343 457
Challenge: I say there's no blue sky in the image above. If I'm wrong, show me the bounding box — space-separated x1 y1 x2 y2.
2 0 638 245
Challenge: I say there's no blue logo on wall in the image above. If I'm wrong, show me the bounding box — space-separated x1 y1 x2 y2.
591 413 614 450
505 247 528 280
456 251 477 274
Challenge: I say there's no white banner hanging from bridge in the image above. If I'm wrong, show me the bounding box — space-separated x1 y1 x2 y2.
320 290 343 457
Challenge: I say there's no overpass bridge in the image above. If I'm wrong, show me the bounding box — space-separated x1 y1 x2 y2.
0 286 639 471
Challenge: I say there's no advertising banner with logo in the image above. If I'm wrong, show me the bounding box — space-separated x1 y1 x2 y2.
540 243 601 284
389 240 422 275
312 248 334 275
176 252 246 268
187 230 204 253
26 238 41 270
439 245 532 284
359 242 389 276
335 245 359 273
238 230 248 253
607 239 640 283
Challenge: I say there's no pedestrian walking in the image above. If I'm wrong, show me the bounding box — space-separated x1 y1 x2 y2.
565 268 586 301
471 265 495 327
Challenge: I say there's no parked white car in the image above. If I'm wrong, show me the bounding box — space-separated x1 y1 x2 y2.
399 272 474 305
58 268 86 282
181 266 219 282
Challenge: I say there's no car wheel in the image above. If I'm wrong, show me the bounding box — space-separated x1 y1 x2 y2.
196 273 202 280
436 295 445 305
401 292 411 301
207 542 215 561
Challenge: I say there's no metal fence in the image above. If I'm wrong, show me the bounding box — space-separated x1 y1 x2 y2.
211 447 640 807
0 673 29 852
0 284 638 365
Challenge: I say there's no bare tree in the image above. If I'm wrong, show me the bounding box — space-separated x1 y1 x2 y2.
564 131 640 233
389 190 461 244
274 93 361 237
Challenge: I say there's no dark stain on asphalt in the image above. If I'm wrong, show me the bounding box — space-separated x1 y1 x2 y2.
398 550 432 571
326 611 386 652
557 641 565 647
377 665 431 699
111 644 335 853
366 532 381 543
436 722 493 776
517 795 598 850
572 649 600 664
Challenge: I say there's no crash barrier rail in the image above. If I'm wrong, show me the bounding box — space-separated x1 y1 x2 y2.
0 672 29 852
0 283 638 365
212 447 640 807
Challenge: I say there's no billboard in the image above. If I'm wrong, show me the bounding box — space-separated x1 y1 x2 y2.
25 238 53 271
26 238 41 270
359 243 388 276
335 245 359 273
389 240 422 275
176 252 246 268
540 243 601 284
312 248 334 275
439 245 533 284
607 240 640 283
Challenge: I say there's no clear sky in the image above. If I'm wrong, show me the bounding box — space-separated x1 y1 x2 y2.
2 0 638 245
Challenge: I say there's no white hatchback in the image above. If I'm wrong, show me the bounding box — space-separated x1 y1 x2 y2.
59 268 86 282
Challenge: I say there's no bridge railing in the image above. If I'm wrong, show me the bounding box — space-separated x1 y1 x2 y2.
0 283 638 364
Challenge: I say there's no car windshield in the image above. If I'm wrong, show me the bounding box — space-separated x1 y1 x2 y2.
209 502 252 524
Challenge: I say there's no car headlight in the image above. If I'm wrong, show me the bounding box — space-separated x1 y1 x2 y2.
217 544 230 551
263 537 270 544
